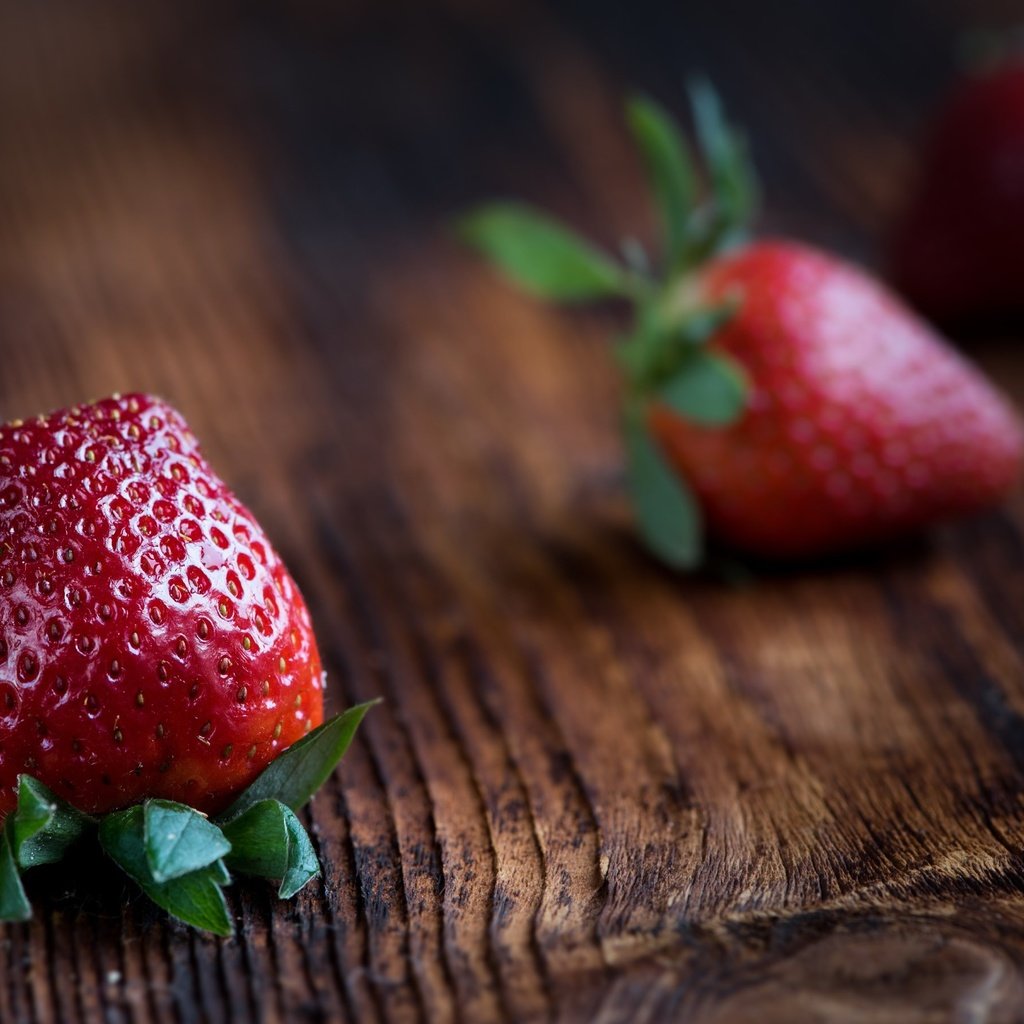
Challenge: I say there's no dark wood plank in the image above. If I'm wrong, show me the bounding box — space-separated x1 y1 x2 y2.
2 0 1024 1021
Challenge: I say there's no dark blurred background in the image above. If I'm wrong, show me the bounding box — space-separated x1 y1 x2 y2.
2 0 1021 270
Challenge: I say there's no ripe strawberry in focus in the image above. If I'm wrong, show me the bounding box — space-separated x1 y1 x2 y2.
0 393 324 816
0 393 375 936
460 84 1024 565
889 54 1024 323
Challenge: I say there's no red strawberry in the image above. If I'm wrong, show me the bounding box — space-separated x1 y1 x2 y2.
889 56 1024 323
0 393 375 936
460 83 1024 565
649 241 1023 557
0 393 324 816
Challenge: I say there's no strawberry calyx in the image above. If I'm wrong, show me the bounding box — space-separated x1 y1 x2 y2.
0 701 378 934
458 81 759 568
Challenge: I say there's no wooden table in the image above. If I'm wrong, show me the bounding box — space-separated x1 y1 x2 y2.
2 1 1024 1020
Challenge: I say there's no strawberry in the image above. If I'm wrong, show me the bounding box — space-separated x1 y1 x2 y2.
889 53 1024 323
649 241 1023 557
459 83 1024 565
0 393 375 934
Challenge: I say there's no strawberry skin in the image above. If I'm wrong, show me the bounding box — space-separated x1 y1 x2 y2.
0 394 323 816
889 61 1024 322
650 241 1024 557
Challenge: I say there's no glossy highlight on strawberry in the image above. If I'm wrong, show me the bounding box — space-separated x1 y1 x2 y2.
0 393 324 816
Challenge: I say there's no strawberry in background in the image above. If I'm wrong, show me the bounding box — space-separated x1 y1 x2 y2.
889 41 1024 324
459 85 1023 567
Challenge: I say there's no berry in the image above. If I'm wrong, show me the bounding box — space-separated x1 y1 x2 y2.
889 57 1024 323
0 394 375 936
0 393 324 815
459 84 1023 565
650 241 1023 556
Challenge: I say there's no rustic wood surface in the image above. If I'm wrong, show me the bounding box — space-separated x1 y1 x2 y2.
2 0 1024 1020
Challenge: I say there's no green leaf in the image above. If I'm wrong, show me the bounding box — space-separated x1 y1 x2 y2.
669 300 740 348
222 800 289 878
152 862 232 936
626 95 697 271
9 776 92 870
222 799 321 899
144 800 232 884
0 827 31 922
457 203 630 301
616 294 742 392
614 300 666 387
624 410 702 569
207 858 231 886
279 810 320 899
221 701 379 819
688 79 759 253
0 776 94 923
659 352 748 426
100 806 232 936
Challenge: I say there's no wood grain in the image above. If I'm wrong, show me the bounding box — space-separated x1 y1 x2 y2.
2 0 1024 1020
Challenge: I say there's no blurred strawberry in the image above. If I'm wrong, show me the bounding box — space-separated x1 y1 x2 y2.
889 52 1024 323
650 240 1021 557
459 83 1023 566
